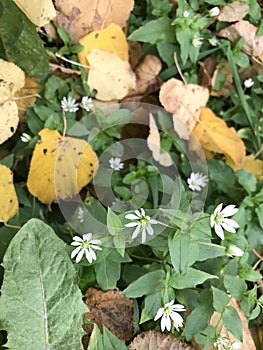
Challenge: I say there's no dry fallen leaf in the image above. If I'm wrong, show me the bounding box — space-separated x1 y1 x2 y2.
219 20 263 57
54 0 134 40
193 107 246 169
207 298 256 350
147 113 173 167
78 23 129 68
27 128 98 205
218 1 249 22
87 49 136 101
128 41 142 70
0 165 19 223
242 154 263 180
0 59 25 145
13 0 56 26
159 78 209 140
128 330 194 350
83 288 134 342
128 54 162 97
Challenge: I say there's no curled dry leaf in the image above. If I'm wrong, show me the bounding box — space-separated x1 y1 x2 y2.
128 330 194 350
0 165 19 223
218 1 249 22
242 154 263 180
159 78 209 140
54 0 134 40
128 54 162 97
0 59 25 145
147 113 173 167
192 107 246 169
219 20 263 57
13 0 56 27
27 128 98 205
83 288 134 344
87 49 136 101
78 23 129 69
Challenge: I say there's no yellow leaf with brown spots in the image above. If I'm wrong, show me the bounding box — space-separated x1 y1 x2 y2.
0 165 19 223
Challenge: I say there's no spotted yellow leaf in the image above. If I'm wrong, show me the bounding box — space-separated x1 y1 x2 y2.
0 165 19 223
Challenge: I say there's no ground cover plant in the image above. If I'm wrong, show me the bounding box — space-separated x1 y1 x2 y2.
0 0 262 349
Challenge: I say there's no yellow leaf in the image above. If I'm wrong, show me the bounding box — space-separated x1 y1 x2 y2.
27 128 99 205
87 49 136 101
242 154 263 180
78 23 129 68
0 165 19 223
159 78 209 140
0 59 25 144
13 0 56 27
193 107 246 169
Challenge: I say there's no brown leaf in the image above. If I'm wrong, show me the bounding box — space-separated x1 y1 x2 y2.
218 1 249 22
159 78 209 140
218 20 263 57
83 288 134 343
128 55 162 97
198 57 218 92
129 41 142 70
128 330 194 350
54 0 134 40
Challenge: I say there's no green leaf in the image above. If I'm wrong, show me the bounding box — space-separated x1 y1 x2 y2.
0 154 14 168
140 291 162 323
105 109 132 127
171 268 217 289
222 306 243 341
107 208 123 236
0 219 86 350
88 324 127 350
122 270 165 298
128 17 175 44
195 241 225 261
237 169 257 193
0 0 50 79
94 259 121 291
255 204 263 228
212 287 230 313
223 275 247 301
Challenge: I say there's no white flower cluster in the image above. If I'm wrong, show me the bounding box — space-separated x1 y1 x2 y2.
61 96 93 112
214 334 242 350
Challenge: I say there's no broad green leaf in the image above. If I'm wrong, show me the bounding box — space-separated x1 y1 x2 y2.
237 169 257 193
107 208 123 236
195 241 225 261
105 109 132 126
223 275 247 301
140 291 163 323
94 259 121 291
222 306 243 341
171 268 217 289
212 287 230 313
0 0 50 79
122 270 165 298
0 219 86 350
88 324 127 350
255 204 263 229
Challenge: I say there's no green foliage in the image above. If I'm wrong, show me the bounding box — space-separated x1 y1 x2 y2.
88 324 127 350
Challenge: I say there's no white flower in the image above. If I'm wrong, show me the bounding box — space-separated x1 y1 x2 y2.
109 157 124 171
209 37 219 46
192 35 203 48
61 96 79 112
229 342 242 350
227 244 244 257
210 203 239 240
82 96 93 112
187 172 208 191
77 207 84 223
125 208 157 243
20 132 31 143
214 334 229 350
154 300 185 332
183 10 189 18
71 233 102 263
244 78 254 88
209 6 220 17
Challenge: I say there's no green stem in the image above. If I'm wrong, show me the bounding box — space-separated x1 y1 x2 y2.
128 252 162 263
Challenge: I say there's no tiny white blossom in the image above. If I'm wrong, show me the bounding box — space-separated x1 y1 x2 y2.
183 10 189 18
229 342 242 350
109 157 124 171
82 96 93 112
187 172 208 191
214 334 229 350
210 203 239 240
244 78 254 88
61 96 79 112
125 208 157 243
77 207 84 223
71 233 102 263
227 244 244 257
209 37 219 46
192 35 203 48
154 300 185 332
209 6 220 17
20 132 31 143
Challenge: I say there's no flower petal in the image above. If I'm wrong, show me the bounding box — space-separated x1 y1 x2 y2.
221 222 237 233
71 245 82 259
154 308 164 321
125 222 139 228
72 236 83 242
131 225 141 240
125 214 140 220
75 249 84 263
221 204 238 217
214 223 225 240
214 203 223 215
83 233 92 241
223 218 239 228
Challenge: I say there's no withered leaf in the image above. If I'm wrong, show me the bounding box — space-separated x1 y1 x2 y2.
218 1 249 22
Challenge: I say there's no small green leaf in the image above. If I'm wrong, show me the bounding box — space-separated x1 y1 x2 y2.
255 204 263 229
212 287 230 313
94 259 121 291
171 268 217 289
222 306 243 341
107 208 123 236
237 169 257 193
140 291 162 323
88 324 127 350
224 275 247 301
122 270 165 298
